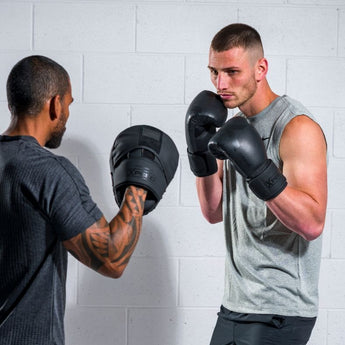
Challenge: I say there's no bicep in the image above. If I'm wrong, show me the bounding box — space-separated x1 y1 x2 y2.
280 115 327 204
62 186 144 278
63 216 117 277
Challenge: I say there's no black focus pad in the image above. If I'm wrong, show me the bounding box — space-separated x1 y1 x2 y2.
110 125 179 215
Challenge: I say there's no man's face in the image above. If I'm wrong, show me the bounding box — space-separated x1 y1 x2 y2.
45 83 73 149
208 47 258 110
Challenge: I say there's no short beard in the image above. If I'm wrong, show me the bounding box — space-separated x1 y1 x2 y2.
45 113 67 149
45 127 66 149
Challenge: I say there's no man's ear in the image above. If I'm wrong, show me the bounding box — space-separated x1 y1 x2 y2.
256 57 268 82
49 95 61 121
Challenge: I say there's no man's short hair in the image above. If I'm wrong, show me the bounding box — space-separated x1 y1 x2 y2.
211 23 264 55
6 55 70 117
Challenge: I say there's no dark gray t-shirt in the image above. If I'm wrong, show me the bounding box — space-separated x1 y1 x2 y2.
0 135 102 344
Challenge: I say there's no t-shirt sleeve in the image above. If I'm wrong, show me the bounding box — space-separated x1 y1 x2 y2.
37 156 103 241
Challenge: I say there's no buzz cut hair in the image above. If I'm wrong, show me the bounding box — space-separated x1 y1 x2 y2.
6 55 70 117
211 23 264 56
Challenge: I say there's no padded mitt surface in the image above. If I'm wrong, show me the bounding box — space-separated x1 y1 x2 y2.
110 125 179 214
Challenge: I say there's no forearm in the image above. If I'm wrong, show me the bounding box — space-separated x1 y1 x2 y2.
107 186 147 274
64 186 147 278
267 186 326 241
196 172 223 224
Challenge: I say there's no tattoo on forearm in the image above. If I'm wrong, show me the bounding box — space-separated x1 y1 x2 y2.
65 186 146 275
81 231 106 271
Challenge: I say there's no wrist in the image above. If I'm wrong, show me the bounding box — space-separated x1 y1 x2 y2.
187 149 218 177
248 160 287 201
121 186 147 217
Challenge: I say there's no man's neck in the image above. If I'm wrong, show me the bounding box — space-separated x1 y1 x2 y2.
3 115 46 147
240 82 279 117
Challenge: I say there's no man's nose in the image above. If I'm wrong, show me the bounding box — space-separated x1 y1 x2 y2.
217 73 228 90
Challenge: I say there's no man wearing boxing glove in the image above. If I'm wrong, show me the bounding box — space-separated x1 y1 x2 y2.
0 56 178 345
186 24 327 345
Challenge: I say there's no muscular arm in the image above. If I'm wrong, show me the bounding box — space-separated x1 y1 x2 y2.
63 186 147 278
266 115 327 241
196 159 223 224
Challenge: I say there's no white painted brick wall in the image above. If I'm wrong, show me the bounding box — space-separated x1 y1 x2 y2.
0 1 344 344
0 4 31 50
34 4 136 52
136 4 237 53
84 54 185 104
239 6 338 56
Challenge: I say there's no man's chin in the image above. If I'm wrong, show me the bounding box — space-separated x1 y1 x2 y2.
45 126 66 149
44 134 64 149
222 100 238 109
44 141 62 149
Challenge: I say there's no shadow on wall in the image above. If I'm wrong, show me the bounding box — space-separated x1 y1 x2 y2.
55 137 178 345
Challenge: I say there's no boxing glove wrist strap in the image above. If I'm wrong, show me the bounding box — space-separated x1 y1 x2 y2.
248 160 287 201
187 149 218 177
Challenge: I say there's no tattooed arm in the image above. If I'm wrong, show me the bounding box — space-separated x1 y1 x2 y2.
63 186 147 278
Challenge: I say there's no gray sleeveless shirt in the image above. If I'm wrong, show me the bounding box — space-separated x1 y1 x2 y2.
222 95 323 317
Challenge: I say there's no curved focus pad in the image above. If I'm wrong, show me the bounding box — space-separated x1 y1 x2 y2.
110 125 179 215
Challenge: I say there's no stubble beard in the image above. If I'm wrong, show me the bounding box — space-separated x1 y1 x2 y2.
45 113 67 149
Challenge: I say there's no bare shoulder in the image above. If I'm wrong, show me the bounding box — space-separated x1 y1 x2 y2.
280 115 326 159
282 115 324 138
279 114 327 196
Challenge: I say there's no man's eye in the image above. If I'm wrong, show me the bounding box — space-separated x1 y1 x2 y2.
228 70 238 75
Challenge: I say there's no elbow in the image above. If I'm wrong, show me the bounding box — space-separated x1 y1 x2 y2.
99 264 126 279
207 216 222 225
304 230 323 242
202 209 222 224
300 221 325 242
108 269 124 279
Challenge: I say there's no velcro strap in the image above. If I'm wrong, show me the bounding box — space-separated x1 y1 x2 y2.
248 160 287 201
187 149 218 177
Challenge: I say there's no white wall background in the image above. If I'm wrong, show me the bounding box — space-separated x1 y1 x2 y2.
0 0 344 344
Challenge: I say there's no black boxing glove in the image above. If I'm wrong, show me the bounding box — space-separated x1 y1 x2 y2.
185 90 227 177
110 125 179 215
208 116 287 201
